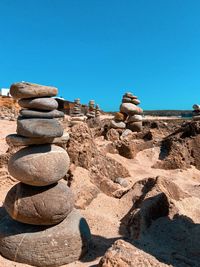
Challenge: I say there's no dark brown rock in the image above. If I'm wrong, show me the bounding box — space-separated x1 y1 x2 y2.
20 109 64 118
19 98 58 111
17 118 63 138
8 145 70 186
127 121 143 132
0 209 91 267
4 181 74 225
10 82 58 99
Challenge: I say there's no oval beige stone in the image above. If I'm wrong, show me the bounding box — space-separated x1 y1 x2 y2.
10 82 58 99
4 181 74 225
8 145 70 186
0 209 91 267
120 103 143 115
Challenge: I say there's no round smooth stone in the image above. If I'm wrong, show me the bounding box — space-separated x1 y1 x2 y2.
120 103 143 115
17 118 63 138
6 133 69 147
131 98 140 105
127 121 143 132
20 109 64 118
0 209 91 267
8 145 70 186
4 181 74 225
127 114 143 123
122 97 133 103
193 104 200 111
18 97 58 111
110 120 126 129
114 112 126 122
10 82 58 99
193 115 200 121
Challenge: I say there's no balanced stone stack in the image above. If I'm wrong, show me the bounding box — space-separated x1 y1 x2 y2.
110 92 143 132
192 104 200 121
86 100 96 119
0 82 91 267
70 98 86 125
95 104 101 117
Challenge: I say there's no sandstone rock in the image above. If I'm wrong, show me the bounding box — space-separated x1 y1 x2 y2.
127 114 143 123
120 103 143 115
6 133 69 147
193 115 200 121
8 145 70 186
71 116 86 121
0 209 91 267
99 239 171 267
10 82 58 99
106 128 120 142
20 109 64 118
122 97 140 105
110 120 126 129
17 118 63 138
18 97 58 111
4 181 74 225
123 92 138 99
127 121 143 132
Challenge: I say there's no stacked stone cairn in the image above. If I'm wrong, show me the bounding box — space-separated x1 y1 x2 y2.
95 104 101 117
0 82 91 267
111 92 143 132
86 100 96 119
192 104 200 121
70 98 86 125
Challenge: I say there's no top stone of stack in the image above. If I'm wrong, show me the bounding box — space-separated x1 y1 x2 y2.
10 82 58 99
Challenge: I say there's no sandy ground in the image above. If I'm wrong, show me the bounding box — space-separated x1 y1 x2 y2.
1 119 200 267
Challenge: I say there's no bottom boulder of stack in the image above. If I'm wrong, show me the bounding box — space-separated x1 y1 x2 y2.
0 209 91 267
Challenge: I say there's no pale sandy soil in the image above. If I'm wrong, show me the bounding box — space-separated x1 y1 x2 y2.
0 119 200 267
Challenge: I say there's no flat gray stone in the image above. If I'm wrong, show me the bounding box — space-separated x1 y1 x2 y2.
17 118 63 138
4 181 74 225
110 120 126 129
8 145 70 186
6 133 69 146
19 98 58 111
120 103 143 115
10 82 58 99
0 209 91 267
20 109 64 118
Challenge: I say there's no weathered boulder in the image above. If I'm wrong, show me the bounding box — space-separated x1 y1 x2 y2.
110 120 126 129
4 181 74 225
8 145 70 186
18 97 58 111
10 82 58 99
127 121 143 132
99 239 171 267
0 209 91 267
106 128 120 142
17 118 63 138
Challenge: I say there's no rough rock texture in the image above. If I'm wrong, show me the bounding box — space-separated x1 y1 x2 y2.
18 98 58 111
154 121 200 170
4 181 74 225
8 145 70 186
10 82 58 99
17 118 63 138
99 239 171 267
67 123 130 193
106 128 120 142
0 209 91 267
20 109 64 118
6 133 69 147
110 120 126 129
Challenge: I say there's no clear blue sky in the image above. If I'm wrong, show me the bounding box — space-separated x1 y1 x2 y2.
0 0 200 111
